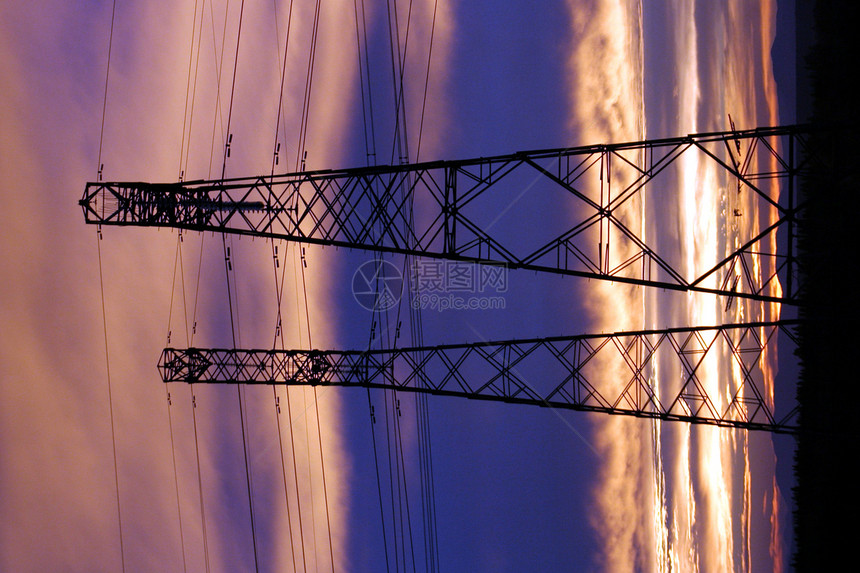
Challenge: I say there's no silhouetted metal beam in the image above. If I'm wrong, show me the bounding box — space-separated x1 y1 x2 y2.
159 321 799 433
82 125 811 304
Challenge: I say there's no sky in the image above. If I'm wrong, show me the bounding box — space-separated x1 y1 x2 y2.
0 0 796 571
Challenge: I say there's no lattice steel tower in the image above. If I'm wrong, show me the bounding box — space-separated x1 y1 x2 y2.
81 124 810 433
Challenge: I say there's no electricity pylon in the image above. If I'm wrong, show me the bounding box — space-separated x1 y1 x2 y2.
159 321 799 433
83 125 810 432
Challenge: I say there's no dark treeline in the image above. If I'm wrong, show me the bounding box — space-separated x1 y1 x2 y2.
793 1 860 570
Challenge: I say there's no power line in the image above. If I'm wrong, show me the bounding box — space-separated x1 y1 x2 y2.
190 389 212 573
94 0 126 569
164 389 189 573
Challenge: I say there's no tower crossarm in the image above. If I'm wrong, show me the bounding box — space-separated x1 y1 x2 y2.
83 125 811 304
159 321 799 433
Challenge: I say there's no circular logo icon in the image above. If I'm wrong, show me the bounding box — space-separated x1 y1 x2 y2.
351 259 403 311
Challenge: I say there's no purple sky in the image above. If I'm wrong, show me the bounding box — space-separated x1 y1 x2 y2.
1 1 797 570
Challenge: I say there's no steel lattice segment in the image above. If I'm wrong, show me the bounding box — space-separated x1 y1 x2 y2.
159 321 799 433
82 125 812 304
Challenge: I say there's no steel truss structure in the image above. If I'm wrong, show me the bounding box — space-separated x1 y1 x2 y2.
82 125 810 304
86 126 809 433
159 321 799 433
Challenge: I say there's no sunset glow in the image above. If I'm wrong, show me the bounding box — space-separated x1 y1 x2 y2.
0 1 792 570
